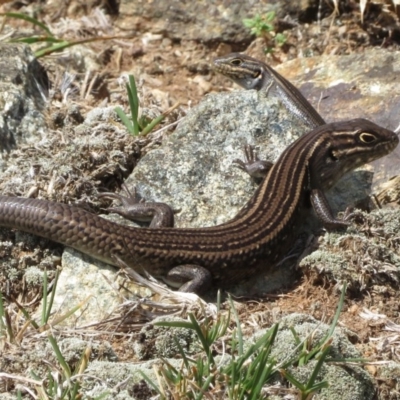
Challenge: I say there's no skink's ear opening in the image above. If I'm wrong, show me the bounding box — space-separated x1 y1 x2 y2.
254 69 262 79
330 150 339 161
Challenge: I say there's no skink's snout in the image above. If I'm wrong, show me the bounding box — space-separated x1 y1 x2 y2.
390 129 399 149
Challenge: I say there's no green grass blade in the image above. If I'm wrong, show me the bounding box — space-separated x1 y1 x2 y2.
188 314 212 361
196 373 214 400
138 370 163 396
327 282 347 339
216 290 221 312
41 270 48 326
34 40 71 58
229 296 243 356
140 114 165 136
44 269 59 323
249 350 275 400
115 106 135 134
126 77 140 135
173 336 190 370
11 36 65 44
0 12 53 36
128 75 139 116
0 292 5 335
34 36 118 58
70 380 81 399
305 345 331 392
155 320 195 329
281 369 305 391
12 299 39 330
47 334 71 378
303 282 348 363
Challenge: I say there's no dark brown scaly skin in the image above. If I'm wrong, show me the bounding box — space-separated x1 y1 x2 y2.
0 119 398 292
213 52 325 129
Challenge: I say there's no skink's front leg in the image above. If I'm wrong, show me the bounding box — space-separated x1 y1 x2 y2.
310 188 351 230
233 145 273 180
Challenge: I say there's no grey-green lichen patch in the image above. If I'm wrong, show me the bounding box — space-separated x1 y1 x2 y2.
23 266 44 287
3 336 118 387
134 316 200 360
287 360 374 400
83 359 182 399
0 229 61 295
377 361 400 396
249 313 374 400
300 208 400 291
44 337 118 364
0 394 26 400
0 104 137 205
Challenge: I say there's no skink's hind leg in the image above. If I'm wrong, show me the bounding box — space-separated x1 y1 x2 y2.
99 185 177 228
164 265 212 293
233 144 273 180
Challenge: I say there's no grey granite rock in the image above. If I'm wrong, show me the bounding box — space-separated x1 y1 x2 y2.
0 43 48 157
118 0 281 44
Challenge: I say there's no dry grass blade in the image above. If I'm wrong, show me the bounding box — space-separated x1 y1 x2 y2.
360 0 368 23
331 0 340 14
0 372 42 386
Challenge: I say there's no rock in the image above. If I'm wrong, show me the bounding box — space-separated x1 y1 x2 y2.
118 0 281 44
0 43 48 157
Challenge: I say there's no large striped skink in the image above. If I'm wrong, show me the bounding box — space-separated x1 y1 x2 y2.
0 119 397 292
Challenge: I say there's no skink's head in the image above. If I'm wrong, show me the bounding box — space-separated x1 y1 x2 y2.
213 53 264 90
310 118 399 189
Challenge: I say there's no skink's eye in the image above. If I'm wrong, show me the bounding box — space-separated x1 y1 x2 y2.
359 132 377 143
230 58 242 66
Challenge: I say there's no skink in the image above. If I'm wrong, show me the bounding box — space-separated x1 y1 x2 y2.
0 119 397 292
213 52 325 129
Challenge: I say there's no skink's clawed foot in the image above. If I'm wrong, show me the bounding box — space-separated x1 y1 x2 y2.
233 145 273 179
343 206 355 221
324 207 358 231
325 207 357 230
311 189 353 231
166 265 212 294
99 184 140 207
98 185 175 228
